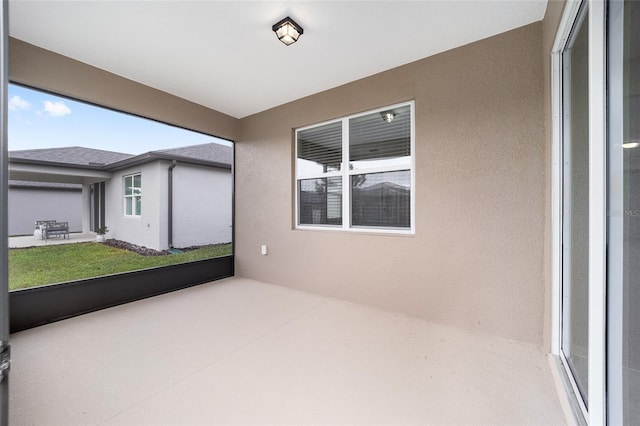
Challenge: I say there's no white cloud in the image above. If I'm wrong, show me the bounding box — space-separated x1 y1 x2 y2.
8 95 30 111
43 100 71 117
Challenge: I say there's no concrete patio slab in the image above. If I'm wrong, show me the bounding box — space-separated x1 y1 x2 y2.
9 277 568 425
9 232 98 248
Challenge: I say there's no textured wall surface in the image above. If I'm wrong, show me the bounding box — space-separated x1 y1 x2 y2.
105 161 232 250
173 164 232 248
236 23 546 345
8 187 82 235
106 162 166 250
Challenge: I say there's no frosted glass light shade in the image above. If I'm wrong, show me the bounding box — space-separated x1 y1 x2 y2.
272 17 303 46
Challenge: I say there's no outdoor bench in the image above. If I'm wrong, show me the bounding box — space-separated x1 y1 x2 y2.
35 220 57 230
37 221 70 240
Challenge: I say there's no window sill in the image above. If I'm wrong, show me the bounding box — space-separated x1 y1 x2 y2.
295 225 415 237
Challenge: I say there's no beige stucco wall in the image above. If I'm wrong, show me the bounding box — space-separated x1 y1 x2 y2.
9 38 238 142
236 23 546 345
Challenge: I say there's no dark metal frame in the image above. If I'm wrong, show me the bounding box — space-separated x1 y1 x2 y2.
10 255 233 333
0 0 9 423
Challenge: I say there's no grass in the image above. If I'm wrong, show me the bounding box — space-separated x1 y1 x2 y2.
9 242 232 291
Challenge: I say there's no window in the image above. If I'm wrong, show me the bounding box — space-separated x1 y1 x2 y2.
552 0 608 423
124 173 142 216
295 102 414 233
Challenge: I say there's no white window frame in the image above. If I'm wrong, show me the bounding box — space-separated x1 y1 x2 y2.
551 1 607 424
295 101 415 235
123 173 142 217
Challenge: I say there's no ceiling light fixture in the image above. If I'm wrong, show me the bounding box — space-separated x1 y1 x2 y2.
623 140 640 149
381 111 396 123
272 16 304 46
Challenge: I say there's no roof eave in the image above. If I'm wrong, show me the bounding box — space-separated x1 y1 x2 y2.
106 152 231 171
8 157 109 170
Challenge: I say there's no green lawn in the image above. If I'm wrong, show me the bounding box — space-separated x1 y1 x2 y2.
9 242 232 291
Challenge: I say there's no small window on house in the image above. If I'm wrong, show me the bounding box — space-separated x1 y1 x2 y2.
295 101 414 233
124 173 142 216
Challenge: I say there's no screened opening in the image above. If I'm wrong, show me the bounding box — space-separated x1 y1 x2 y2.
8 83 234 292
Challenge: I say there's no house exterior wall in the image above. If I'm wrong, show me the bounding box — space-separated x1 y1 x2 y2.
8 187 82 236
105 162 167 250
104 161 231 251
172 164 232 248
236 23 545 345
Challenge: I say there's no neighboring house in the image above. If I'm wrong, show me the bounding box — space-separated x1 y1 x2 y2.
8 143 232 250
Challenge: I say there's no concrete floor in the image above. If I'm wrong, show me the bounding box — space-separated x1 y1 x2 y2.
9 232 97 248
9 277 567 425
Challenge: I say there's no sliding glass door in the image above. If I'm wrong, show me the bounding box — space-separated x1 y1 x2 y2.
557 0 640 421
608 1 640 424
561 2 590 412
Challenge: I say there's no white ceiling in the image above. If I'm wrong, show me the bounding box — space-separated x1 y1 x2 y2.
9 1 548 119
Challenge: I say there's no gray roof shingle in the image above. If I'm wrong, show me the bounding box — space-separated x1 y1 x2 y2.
9 146 133 166
9 143 232 168
152 143 232 165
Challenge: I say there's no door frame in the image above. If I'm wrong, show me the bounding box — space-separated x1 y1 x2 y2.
0 0 10 423
551 0 608 424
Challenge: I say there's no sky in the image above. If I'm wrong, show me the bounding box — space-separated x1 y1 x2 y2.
8 84 231 155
